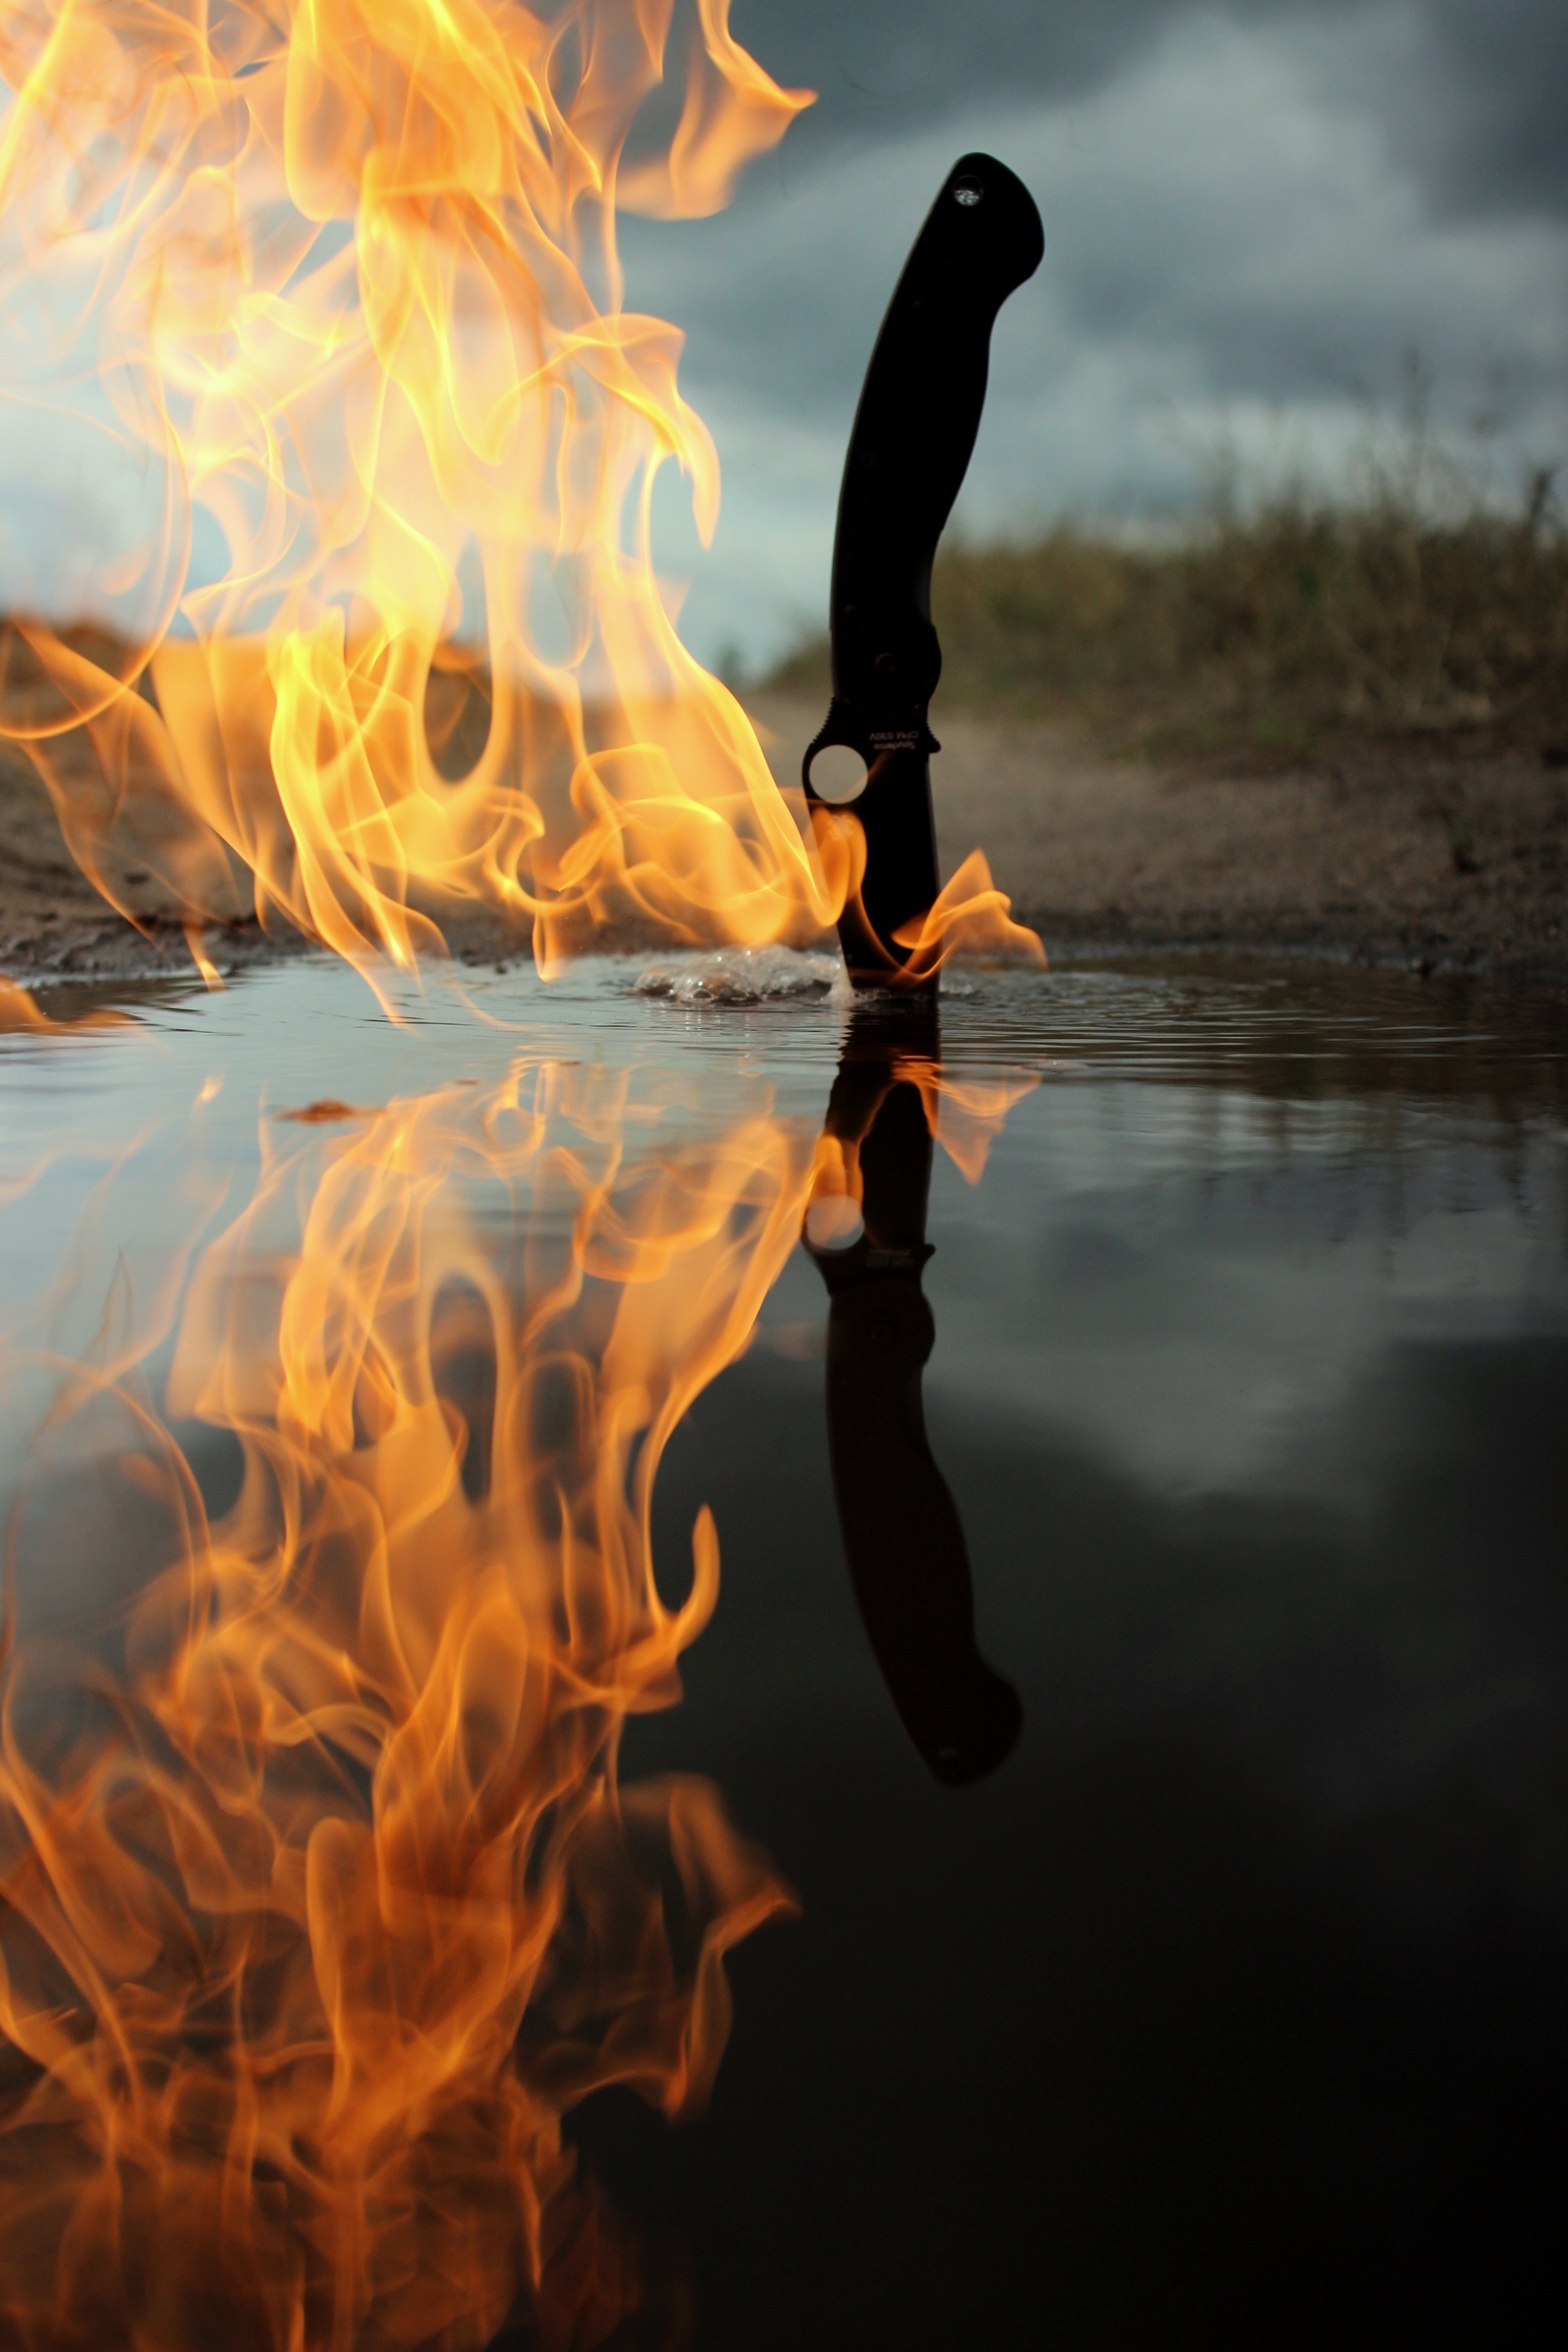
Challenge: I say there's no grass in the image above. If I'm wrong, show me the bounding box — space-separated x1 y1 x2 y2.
767 484 1568 767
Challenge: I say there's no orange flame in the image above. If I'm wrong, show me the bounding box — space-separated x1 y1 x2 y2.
0 1055 814 2347
0 1 1038 995
808 821 1047 990
0 0 848 990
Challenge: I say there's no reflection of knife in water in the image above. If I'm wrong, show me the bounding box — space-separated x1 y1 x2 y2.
802 154 1044 988
804 1001 1022 1784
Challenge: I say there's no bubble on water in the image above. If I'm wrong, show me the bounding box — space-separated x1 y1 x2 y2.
632 946 846 1006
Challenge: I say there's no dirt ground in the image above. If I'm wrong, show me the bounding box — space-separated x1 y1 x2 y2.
0 741 219 986
3 699 1565 990
749 693 1568 985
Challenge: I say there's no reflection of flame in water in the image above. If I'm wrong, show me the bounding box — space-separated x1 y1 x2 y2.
0 1061 813 2347
0 1028 1034 2343
0 3 1030 991
807 1049 1037 1203
0 977 129 1036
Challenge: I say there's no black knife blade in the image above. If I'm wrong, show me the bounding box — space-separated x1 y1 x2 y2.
803 152 1044 986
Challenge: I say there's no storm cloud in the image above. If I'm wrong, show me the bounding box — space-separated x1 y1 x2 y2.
630 1 1568 666
735 0 1568 223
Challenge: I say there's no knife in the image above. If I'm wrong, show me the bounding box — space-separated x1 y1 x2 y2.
802 153 1044 986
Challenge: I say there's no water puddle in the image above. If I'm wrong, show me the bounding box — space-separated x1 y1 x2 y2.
0 953 1563 2344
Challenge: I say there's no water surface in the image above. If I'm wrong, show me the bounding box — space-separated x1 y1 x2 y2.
1 953 1563 2347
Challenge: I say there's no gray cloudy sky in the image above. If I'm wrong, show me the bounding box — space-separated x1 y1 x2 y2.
633 0 1568 668
0 3 1562 675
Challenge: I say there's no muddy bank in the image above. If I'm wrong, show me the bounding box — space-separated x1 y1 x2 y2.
3 701 1565 989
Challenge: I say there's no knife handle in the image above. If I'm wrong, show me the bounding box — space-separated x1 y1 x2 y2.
819 152 1044 742
803 154 1043 985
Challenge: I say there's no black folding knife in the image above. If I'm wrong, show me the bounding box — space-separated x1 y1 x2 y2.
803 153 1044 986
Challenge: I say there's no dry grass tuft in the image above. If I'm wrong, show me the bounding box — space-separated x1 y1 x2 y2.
769 485 1568 767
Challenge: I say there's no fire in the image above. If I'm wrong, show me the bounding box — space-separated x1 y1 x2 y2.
818 840 1046 991
0 1054 813 2347
0 0 839 988
0 1 1034 995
